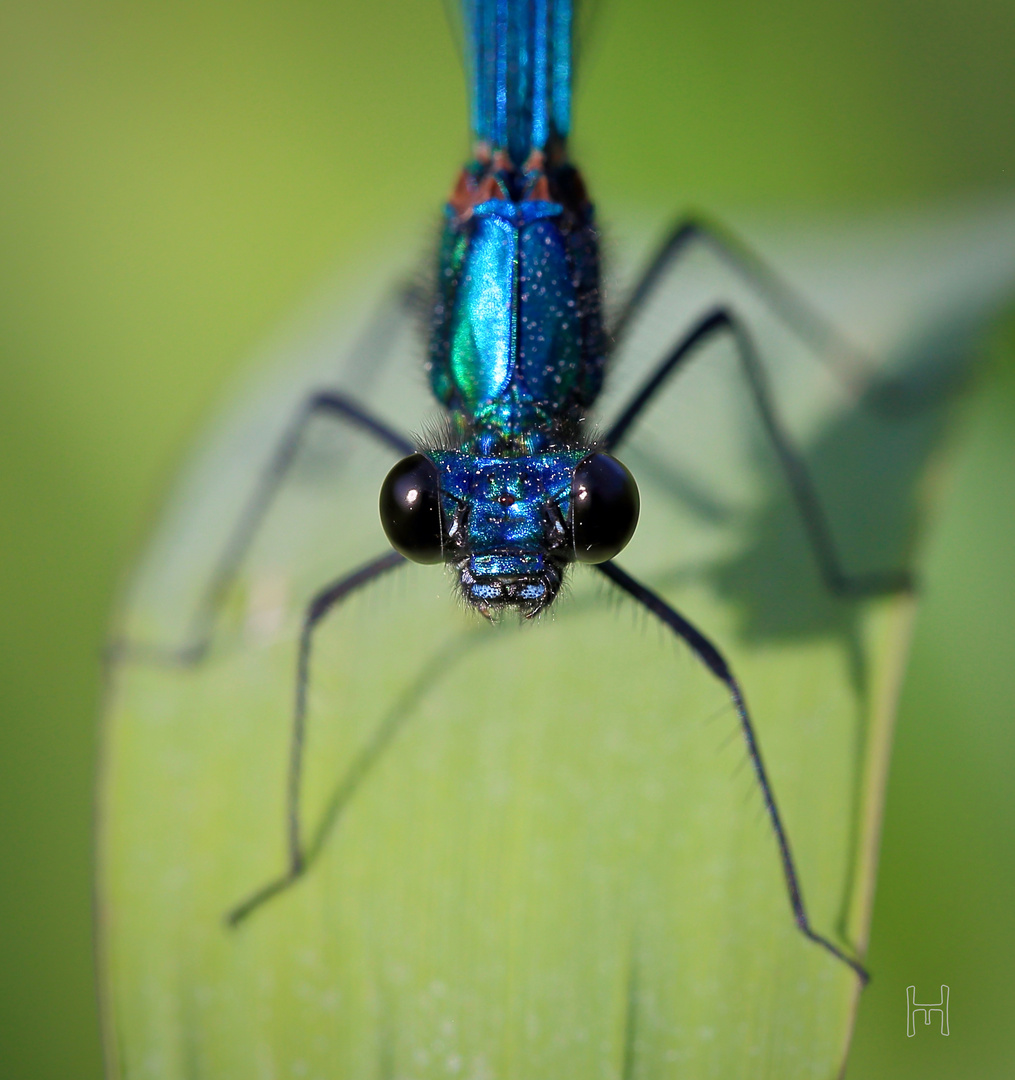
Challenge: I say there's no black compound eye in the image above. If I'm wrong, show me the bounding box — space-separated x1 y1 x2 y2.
571 453 640 563
379 453 444 564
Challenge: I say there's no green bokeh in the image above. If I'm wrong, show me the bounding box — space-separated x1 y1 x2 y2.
0 1 1012 1078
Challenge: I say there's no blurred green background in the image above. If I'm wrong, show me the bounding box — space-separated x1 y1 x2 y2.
1 1 1013 1077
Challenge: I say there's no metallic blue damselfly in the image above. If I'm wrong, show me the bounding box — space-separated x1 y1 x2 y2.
117 0 924 985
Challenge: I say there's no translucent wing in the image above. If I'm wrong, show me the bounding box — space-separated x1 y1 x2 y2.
99 210 1015 1079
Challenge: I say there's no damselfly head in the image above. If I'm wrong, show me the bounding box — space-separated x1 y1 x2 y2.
379 450 640 617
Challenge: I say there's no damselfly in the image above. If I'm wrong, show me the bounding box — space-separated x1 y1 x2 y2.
115 0 929 985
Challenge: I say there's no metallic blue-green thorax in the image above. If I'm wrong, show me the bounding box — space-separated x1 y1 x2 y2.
428 163 604 452
447 198 577 438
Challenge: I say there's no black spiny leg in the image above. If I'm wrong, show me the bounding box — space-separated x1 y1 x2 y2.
598 560 869 984
225 549 406 927
612 212 956 414
109 391 412 667
606 307 913 598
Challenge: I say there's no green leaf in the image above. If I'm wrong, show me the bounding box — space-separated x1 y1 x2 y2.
97 211 1014 1079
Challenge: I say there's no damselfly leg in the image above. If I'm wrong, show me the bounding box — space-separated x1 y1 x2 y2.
225 549 406 928
614 213 963 414
108 284 416 668
605 304 915 597
597 561 869 982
